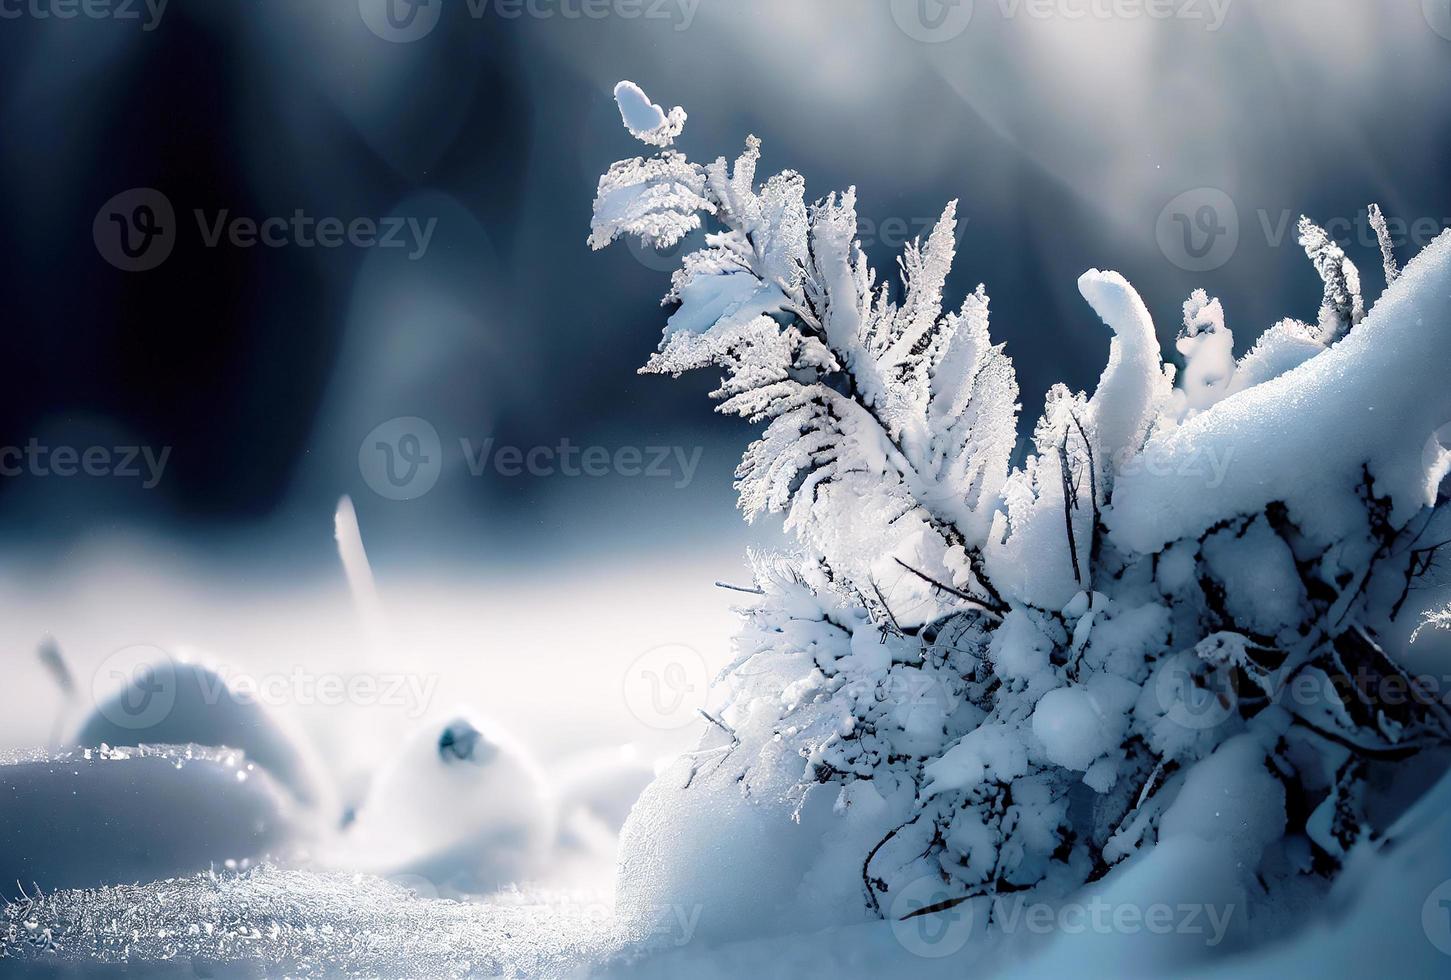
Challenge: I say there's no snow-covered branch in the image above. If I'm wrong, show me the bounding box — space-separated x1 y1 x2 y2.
594 82 1451 938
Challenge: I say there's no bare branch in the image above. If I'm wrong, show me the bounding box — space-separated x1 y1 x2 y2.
893 558 1005 619
1059 430 1083 585
1071 413 1101 569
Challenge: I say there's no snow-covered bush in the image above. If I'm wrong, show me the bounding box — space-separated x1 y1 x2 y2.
591 81 1451 940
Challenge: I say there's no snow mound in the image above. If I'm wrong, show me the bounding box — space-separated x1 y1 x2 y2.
554 745 656 834
331 713 555 894
615 709 902 946
75 658 330 813
0 745 302 893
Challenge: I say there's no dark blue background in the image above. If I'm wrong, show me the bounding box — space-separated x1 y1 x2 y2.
2 0 1448 570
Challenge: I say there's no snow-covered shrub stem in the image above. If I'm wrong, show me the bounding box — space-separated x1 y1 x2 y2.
592 81 1451 931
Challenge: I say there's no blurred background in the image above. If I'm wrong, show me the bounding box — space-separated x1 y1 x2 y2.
1 0 1450 869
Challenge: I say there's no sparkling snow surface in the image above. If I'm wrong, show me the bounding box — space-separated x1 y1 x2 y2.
2 866 618 978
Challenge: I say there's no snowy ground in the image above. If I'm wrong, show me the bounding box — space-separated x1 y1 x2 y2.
1 550 1449 975
0 544 743 975
6 769 1449 980
2 867 614 978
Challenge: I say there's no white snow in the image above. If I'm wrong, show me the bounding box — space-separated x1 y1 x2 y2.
1108 230 1451 555
9 780 1447 979
74 658 330 814
1157 734 1286 870
333 712 555 894
1199 517 1307 640
1030 683 1129 773
1170 290 1235 421
590 84 1451 980
1078 269 1170 482
0 745 303 893
923 723 1029 796
613 80 687 148
13 77 1451 980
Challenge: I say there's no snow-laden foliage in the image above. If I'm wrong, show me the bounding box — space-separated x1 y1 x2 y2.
592 82 1451 938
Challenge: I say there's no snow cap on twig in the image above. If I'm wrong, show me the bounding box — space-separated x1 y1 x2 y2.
614 80 687 148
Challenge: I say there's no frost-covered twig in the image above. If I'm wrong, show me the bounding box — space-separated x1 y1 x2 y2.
714 580 766 595
1298 216 1365 342
1368 203 1399 288
1412 600 1451 643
